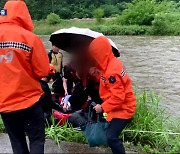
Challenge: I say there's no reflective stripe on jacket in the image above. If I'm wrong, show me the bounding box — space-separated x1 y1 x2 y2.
0 1 49 112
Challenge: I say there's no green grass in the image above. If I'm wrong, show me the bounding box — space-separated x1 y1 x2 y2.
45 121 86 145
0 116 5 132
33 18 180 36
33 19 152 35
45 91 180 153
122 91 180 153
0 91 179 153
33 19 97 35
91 25 152 35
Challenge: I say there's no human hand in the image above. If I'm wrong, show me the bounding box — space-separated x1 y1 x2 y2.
63 102 71 112
93 104 103 113
63 103 68 112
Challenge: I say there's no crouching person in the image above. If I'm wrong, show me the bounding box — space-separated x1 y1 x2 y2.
89 36 136 154
40 64 63 125
0 1 49 154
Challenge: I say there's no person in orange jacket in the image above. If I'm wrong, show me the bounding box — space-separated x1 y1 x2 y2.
89 36 136 154
0 0 49 153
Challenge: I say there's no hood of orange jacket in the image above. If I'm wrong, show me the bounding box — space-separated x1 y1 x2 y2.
0 0 34 31
89 36 115 71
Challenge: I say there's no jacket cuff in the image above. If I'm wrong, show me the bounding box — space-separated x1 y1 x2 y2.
101 102 108 113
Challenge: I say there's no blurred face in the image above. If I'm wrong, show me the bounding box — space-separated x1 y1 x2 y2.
52 45 60 54
89 67 101 82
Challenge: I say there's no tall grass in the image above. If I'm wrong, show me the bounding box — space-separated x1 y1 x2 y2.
45 119 86 144
124 91 166 145
0 116 5 132
33 18 180 36
33 19 97 35
0 91 179 153
122 91 180 153
45 91 180 153
33 19 151 35
91 25 151 35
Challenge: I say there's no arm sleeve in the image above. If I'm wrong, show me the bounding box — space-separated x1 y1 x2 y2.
101 74 125 113
41 81 62 111
63 65 71 79
31 36 49 79
60 53 63 74
48 51 52 63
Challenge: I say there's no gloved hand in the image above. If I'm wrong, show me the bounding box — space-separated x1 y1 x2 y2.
60 95 72 112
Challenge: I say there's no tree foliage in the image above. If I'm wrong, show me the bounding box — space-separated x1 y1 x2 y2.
0 0 179 21
120 0 178 25
0 0 131 20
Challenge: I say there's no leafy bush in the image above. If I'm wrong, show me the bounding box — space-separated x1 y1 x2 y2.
122 0 156 25
121 0 176 26
152 12 180 35
101 5 120 17
93 8 104 24
116 2 127 13
58 8 73 19
46 13 61 25
152 13 170 35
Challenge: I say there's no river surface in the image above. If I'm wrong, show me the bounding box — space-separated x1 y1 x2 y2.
41 35 180 118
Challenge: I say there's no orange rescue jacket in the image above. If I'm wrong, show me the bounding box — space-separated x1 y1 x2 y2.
89 36 136 121
0 1 49 113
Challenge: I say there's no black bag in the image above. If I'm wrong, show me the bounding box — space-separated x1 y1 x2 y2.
68 110 88 128
81 102 109 147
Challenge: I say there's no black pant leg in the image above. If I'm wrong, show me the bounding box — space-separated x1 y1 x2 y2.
23 102 45 154
1 112 29 154
106 118 130 154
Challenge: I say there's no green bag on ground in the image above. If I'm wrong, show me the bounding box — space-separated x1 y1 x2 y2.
81 103 109 147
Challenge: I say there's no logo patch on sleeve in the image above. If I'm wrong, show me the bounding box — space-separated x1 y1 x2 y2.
0 9 7 16
108 76 116 84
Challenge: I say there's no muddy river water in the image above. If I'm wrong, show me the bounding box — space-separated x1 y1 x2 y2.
41 35 180 118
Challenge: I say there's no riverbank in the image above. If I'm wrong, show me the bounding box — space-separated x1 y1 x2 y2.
45 91 180 153
33 18 180 36
1 91 180 153
0 133 139 153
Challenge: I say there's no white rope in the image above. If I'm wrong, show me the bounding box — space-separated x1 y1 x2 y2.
123 129 180 135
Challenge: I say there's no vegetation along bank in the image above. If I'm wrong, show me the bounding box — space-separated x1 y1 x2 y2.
32 0 179 35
